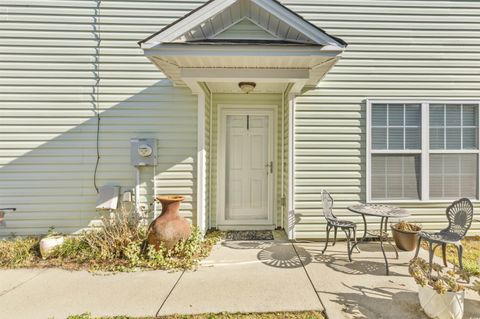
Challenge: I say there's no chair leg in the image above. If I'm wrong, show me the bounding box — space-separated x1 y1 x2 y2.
343 228 352 262
322 225 331 254
414 236 422 259
353 227 360 253
428 241 434 277
456 244 464 270
442 243 448 267
332 227 338 246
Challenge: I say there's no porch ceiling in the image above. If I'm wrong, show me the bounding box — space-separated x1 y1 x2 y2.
206 81 288 94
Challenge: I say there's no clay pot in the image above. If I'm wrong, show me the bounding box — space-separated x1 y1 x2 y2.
147 195 191 250
391 224 421 251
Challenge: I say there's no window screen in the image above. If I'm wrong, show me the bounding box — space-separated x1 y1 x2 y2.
369 101 479 201
430 154 478 199
371 154 421 200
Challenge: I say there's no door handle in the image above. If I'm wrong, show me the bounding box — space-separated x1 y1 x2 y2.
265 161 273 174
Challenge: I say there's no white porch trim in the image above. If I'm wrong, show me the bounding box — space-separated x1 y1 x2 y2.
181 68 310 83
139 0 346 49
287 92 296 240
196 90 207 234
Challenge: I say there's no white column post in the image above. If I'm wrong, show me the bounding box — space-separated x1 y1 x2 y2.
196 90 207 234
287 93 296 240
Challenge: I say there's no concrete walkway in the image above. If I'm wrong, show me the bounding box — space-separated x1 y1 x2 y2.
0 238 479 318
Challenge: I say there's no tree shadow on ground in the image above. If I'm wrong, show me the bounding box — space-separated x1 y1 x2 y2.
320 284 426 319
320 283 480 319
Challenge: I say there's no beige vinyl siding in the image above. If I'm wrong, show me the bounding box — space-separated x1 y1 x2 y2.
2 0 479 238
0 0 199 236
289 0 480 239
209 93 284 227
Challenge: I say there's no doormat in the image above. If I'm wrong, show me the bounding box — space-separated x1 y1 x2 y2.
225 230 274 241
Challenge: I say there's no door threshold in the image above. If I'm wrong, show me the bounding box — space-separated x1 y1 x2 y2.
217 225 276 231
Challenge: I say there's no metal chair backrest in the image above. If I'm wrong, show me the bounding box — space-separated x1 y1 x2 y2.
444 198 474 238
322 190 337 221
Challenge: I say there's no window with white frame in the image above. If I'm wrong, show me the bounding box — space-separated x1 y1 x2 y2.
368 101 479 202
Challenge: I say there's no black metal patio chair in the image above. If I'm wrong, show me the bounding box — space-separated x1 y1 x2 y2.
414 198 474 270
321 190 358 261
0 207 16 226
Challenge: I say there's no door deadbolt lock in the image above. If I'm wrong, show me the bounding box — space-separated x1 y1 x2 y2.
265 161 273 174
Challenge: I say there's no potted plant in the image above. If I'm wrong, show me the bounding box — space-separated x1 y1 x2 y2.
39 227 65 259
391 220 422 251
409 257 480 319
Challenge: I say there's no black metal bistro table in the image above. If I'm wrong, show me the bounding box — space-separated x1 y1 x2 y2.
348 204 410 275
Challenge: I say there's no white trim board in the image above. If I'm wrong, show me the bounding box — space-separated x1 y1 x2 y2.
196 90 207 233
287 93 296 240
139 0 346 49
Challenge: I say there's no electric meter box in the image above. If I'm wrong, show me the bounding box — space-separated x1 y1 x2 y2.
131 138 157 166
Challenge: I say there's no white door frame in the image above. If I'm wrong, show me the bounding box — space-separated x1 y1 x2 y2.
216 104 277 229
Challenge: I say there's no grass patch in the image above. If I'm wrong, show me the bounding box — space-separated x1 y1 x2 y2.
0 211 223 272
67 311 325 319
422 236 480 276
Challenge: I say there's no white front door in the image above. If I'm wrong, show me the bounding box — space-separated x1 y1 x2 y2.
218 108 275 227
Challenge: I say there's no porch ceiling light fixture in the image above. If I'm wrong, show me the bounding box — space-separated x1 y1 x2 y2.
239 82 256 94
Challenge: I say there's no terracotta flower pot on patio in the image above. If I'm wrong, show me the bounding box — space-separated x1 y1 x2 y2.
147 195 191 250
391 221 422 251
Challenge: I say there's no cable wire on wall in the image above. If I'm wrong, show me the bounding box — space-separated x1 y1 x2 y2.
93 0 101 193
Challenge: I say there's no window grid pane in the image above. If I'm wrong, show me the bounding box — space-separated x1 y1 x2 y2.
371 103 421 150
429 104 478 150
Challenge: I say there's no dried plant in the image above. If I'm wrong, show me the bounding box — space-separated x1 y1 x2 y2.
0 203 223 272
392 220 422 232
409 257 480 295
80 203 146 261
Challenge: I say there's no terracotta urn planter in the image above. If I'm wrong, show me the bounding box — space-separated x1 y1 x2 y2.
147 195 191 250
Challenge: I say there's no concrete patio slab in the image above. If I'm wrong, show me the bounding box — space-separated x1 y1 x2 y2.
0 268 181 319
295 241 480 319
158 240 322 316
0 238 478 319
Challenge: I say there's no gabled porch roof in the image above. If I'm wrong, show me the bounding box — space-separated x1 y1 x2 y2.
139 0 347 94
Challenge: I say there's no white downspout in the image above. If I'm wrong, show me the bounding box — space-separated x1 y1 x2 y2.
135 167 141 215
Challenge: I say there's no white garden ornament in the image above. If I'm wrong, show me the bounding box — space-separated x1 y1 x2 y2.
418 285 464 319
409 257 480 319
39 236 64 258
